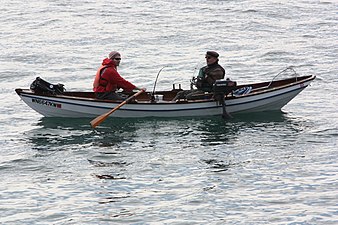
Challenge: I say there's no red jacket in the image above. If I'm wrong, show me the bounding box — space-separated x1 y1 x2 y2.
93 58 136 92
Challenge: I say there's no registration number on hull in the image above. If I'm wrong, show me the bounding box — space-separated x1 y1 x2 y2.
32 98 62 108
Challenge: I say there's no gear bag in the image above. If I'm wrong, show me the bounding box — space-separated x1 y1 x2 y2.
30 77 65 95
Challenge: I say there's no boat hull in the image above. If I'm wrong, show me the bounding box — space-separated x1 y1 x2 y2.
16 75 315 118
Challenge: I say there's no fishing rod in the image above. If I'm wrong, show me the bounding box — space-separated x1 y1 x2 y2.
150 66 166 102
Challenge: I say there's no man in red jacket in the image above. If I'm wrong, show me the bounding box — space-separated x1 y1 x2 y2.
93 51 146 100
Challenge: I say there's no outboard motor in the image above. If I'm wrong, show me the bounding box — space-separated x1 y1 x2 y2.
213 79 237 119
213 79 237 97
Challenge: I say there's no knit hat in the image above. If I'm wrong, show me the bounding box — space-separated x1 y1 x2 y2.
108 51 120 59
206 51 219 58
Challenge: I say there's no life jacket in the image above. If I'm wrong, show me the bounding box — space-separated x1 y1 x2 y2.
93 65 109 92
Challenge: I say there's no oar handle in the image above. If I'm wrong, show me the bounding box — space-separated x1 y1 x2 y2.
90 89 145 128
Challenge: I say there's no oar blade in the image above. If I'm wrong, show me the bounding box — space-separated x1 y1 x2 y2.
90 112 110 128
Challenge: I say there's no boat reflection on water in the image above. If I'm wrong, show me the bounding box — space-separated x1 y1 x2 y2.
25 111 305 177
194 111 289 143
26 111 295 152
190 111 304 173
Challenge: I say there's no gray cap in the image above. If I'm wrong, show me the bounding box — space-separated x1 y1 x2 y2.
108 51 120 59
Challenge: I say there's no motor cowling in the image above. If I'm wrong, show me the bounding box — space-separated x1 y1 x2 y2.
213 79 237 96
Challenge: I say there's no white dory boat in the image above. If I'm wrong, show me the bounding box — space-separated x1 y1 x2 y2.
15 70 315 119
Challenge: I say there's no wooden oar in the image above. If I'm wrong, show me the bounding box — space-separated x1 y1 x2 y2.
90 89 145 128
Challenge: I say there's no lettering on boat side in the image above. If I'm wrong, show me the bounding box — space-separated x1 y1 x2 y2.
32 98 62 108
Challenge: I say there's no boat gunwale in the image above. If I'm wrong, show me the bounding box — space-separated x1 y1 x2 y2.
227 74 315 99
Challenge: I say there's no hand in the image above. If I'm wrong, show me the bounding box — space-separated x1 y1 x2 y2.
136 87 146 92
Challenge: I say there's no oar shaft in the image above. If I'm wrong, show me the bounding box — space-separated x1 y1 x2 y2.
90 90 145 128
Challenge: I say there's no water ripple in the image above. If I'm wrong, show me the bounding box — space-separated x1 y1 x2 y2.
1 0 337 224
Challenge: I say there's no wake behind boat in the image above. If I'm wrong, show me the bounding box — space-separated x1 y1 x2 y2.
15 68 315 119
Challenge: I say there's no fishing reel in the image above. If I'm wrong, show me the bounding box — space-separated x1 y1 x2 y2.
190 76 203 89
190 77 197 89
